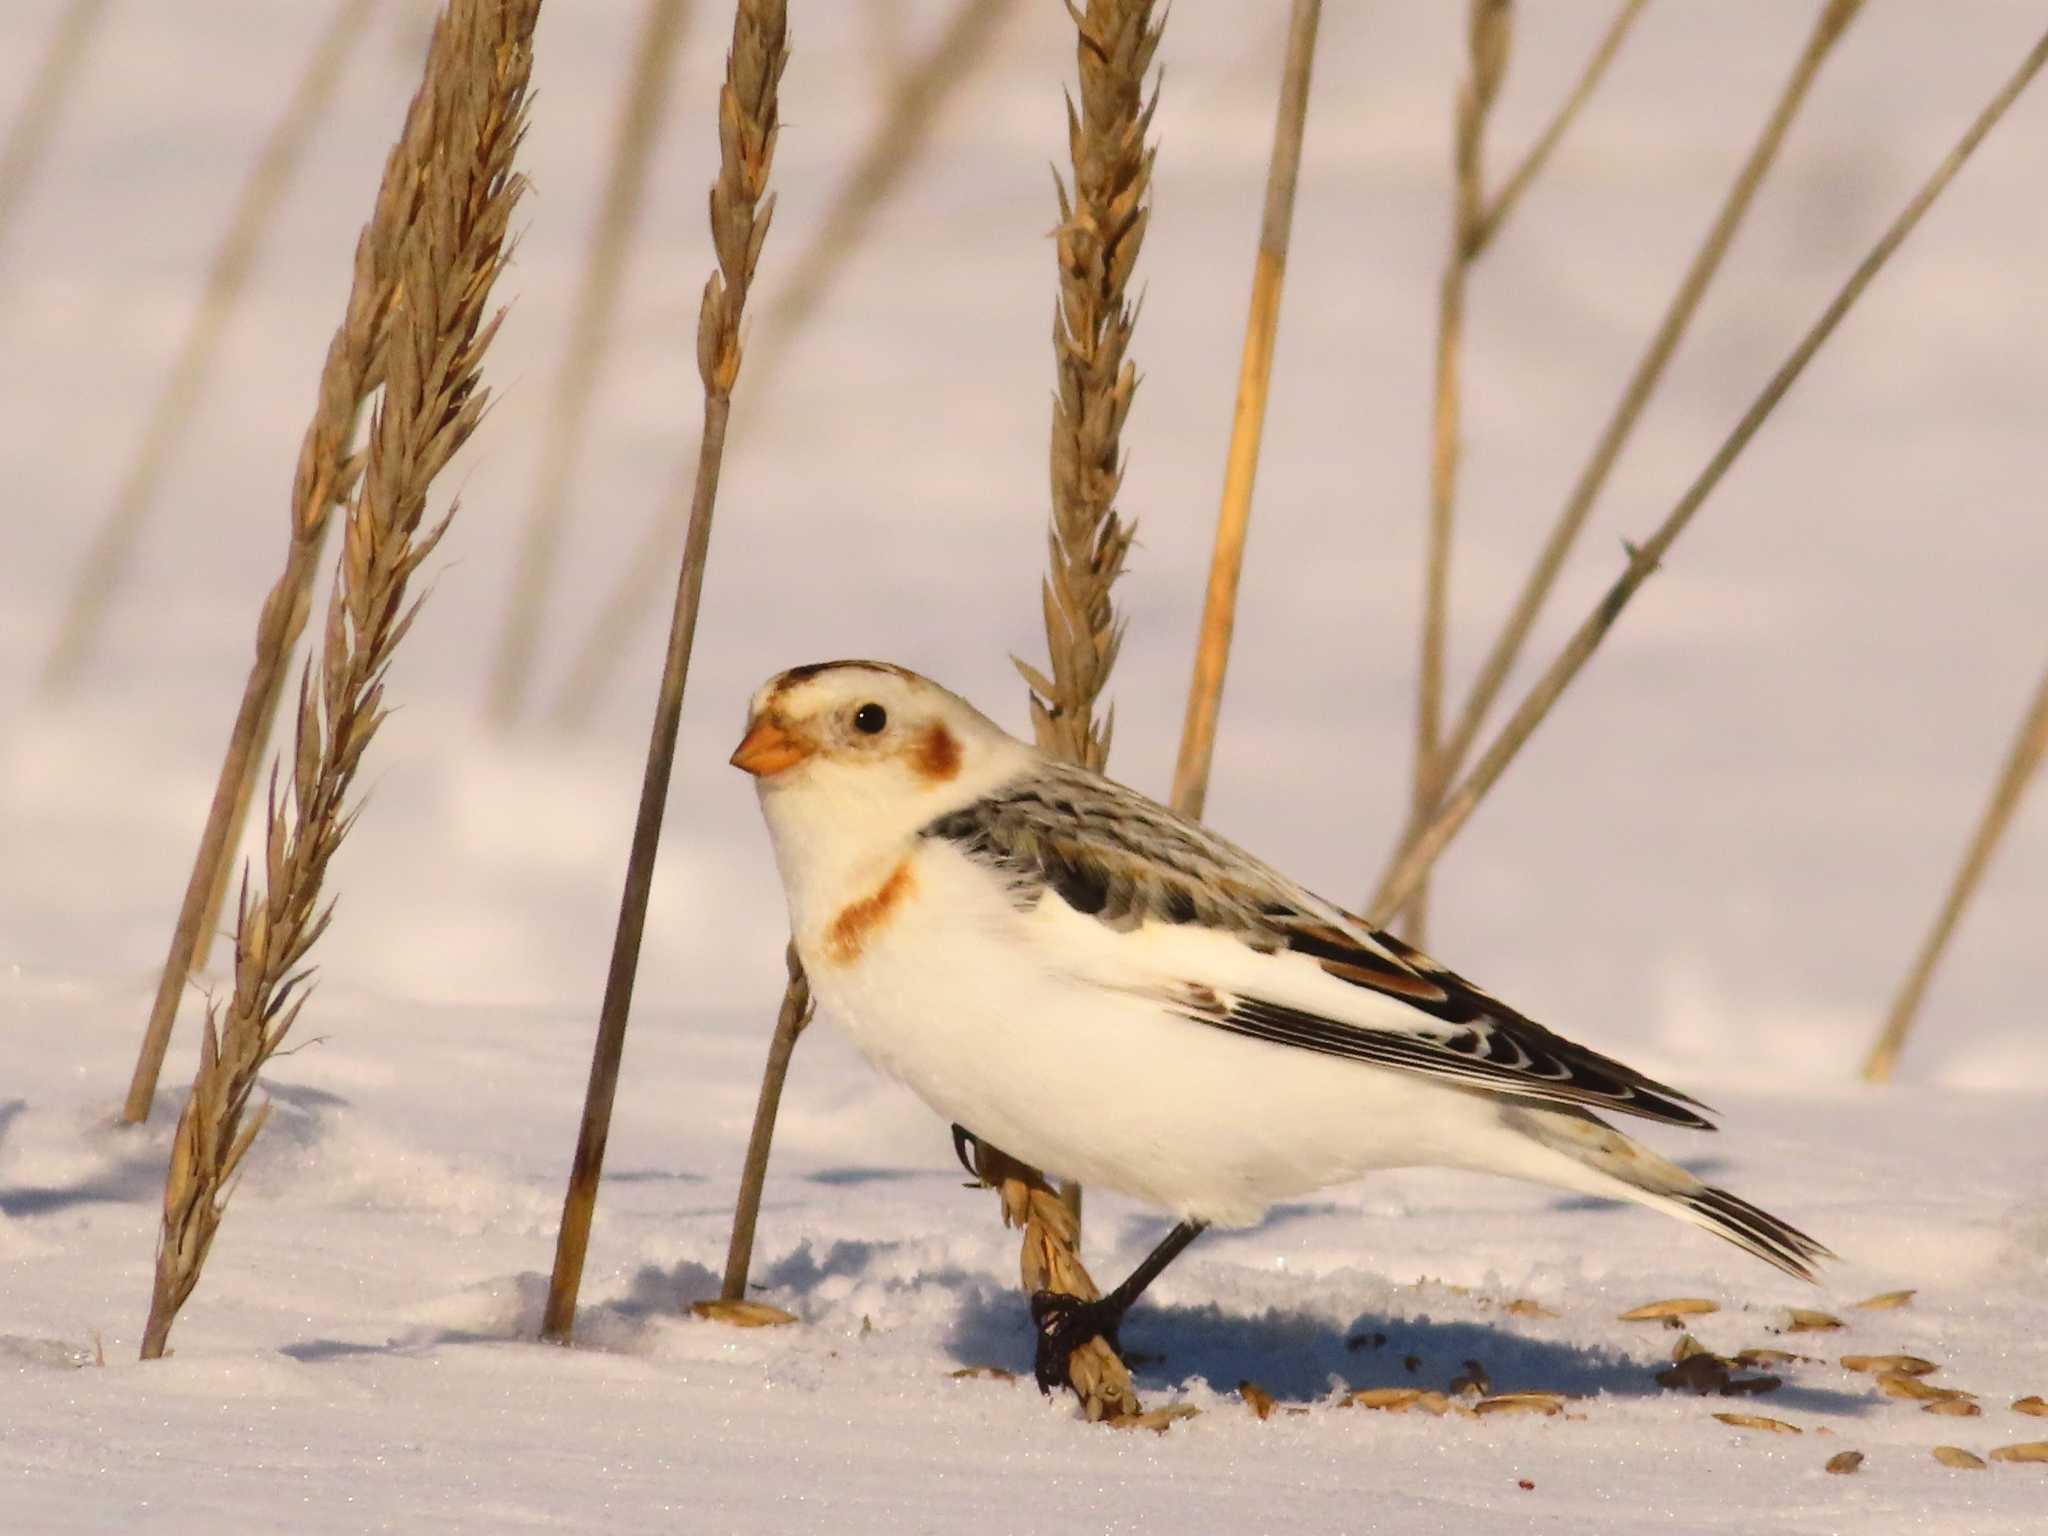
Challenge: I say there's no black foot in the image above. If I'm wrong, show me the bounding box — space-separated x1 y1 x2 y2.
1030 1290 1125 1396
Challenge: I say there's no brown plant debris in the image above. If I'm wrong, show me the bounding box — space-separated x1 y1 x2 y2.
1239 1381 1278 1421
1876 1372 1972 1404
1932 1445 1986 1470
1713 1412 1802 1435
1110 1403 1202 1434
1735 1348 1809 1369
1841 1354 1937 1376
1782 1309 1845 1333
690 1299 798 1328
1988 1441 2048 1464
1619 1297 1718 1322
1655 1348 1781 1398
944 1365 1019 1386
1852 1288 1916 1310
140 0 538 1363
1825 1450 1865 1475
2013 1396 2048 1417
1474 1393 1566 1417
1505 1298 1559 1319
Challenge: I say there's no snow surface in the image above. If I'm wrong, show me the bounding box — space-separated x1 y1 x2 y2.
4 2 2047 1531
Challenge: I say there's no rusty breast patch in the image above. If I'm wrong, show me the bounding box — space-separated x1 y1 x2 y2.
824 858 917 966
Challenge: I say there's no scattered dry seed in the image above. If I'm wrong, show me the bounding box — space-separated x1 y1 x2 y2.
1412 1392 1458 1416
1110 1403 1201 1434
947 1366 1018 1383
1824 1450 1865 1475
689 1299 797 1328
1239 1381 1277 1421
1619 1297 1718 1322
1673 1333 1712 1362
1924 1398 1982 1418
1713 1412 1801 1435
1932 1446 1986 1470
1735 1348 1807 1368
1988 1441 2048 1464
2014 1396 2048 1417
1505 1299 1559 1318
1875 1371 1972 1403
1782 1309 1845 1333
1853 1289 1916 1310
1841 1354 1937 1376
1475 1393 1566 1417
1344 1387 1424 1411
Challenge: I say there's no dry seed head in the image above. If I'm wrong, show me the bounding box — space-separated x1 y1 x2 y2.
2014 1396 2048 1417
1924 1398 1983 1418
1619 1297 1718 1322
1852 1288 1916 1310
1841 1353 1937 1376
1988 1441 2048 1463
1782 1308 1844 1333
1713 1412 1802 1435
1824 1450 1865 1474
1932 1445 1986 1469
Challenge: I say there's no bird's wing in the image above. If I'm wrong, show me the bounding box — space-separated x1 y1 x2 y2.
922 763 1713 1130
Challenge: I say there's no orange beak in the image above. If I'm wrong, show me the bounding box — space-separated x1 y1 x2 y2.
730 716 813 777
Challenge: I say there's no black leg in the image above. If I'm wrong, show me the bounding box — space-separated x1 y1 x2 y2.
1032 1219 1207 1396
950 1123 983 1181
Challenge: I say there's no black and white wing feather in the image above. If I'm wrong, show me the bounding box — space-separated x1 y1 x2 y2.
922 762 1713 1131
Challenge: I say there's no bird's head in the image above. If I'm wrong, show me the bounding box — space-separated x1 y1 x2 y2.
732 661 1028 840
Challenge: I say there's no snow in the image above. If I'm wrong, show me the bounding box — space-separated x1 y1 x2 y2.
4 2 2047 1531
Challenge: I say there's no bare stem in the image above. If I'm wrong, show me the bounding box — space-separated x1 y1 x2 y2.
0 0 110 259
42 0 379 695
1405 0 1512 941
549 0 1020 730
1469 0 1648 255
1169 0 1321 821
489 0 693 726
542 0 789 1346
1387 0 1864 906
123 0 427 1126
1863 657 2048 1082
1367 20 2048 923
720 947 812 1299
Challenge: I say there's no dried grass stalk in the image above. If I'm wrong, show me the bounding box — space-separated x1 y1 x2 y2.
977 0 1165 1424
1402 0 1512 943
1385 0 1864 910
1468 0 1647 255
719 944 812 1300
0 0 110 259
1169 0 1321 821
141 0 539 1358
123 0 439 1125
549 0 1023 730
542 0 789 1346
1862 652 2048 1081
489 0 693 725
1367 21 2048 923
42 0 381 696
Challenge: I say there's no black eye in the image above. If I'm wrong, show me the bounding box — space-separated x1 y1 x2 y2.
853 703 888 735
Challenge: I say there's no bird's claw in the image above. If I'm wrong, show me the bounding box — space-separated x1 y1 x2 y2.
1029 1290 1123 1396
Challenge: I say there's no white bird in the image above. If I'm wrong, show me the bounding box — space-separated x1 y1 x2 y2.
732 660 1829 1393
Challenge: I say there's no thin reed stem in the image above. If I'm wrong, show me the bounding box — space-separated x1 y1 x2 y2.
550 0 1021 731
1469 0 1647 256
42 0 379 696
1386 0 1864 908
720 946 812 1299
1367 21 2048 924
543 0 789 1346
0 0 110 261
489 0 693 726
143 0 538 1357
1863 656 2048 1082
123 0 426 1126
1169 0 1321 821
1405 0 1512 942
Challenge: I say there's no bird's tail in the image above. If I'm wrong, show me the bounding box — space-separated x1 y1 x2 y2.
1501 1105 1834 1282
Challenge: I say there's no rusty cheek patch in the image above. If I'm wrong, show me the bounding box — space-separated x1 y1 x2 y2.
824 859 916 965
912 723 961 782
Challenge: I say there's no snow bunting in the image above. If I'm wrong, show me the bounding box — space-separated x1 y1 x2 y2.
733 661 1830 1392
